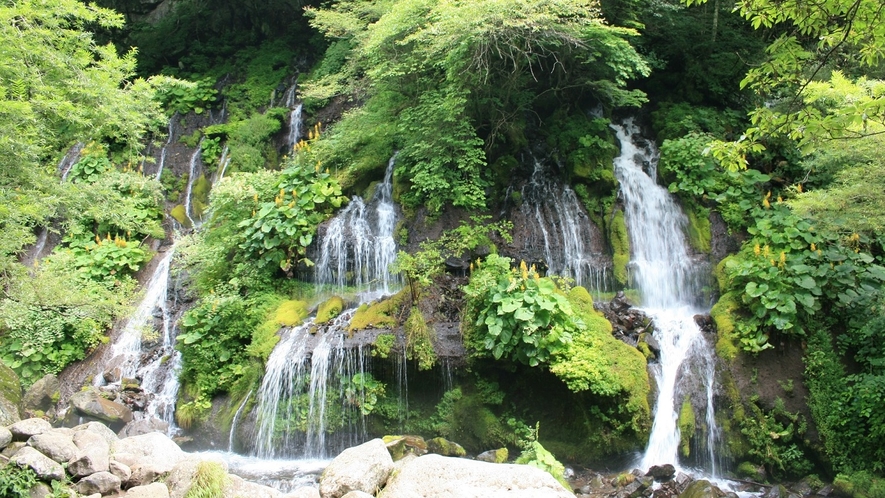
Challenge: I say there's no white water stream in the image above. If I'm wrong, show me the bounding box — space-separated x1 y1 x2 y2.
611 120 719 474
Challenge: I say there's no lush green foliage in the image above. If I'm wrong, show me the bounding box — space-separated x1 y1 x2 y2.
0 464 38 498
150 76 218 115
740 397 812 479
344 372 386 416
392 215 512 301
305 0 649 211
464 256 576 367
237 156 345 274
515 426 570 490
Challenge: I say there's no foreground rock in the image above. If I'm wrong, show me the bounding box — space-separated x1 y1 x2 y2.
378 453 573 498
320 439 394 498
70 388 133 425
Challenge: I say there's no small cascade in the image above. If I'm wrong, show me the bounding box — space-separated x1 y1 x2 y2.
287 103 303 151
182 141 203 228
314 154 400 299
229 390 253 452
58 142 84 182
155 116 178 181
610 119 718 474
252 310 370 459
518 155 611 291
104 250 175 380
215 145 231 183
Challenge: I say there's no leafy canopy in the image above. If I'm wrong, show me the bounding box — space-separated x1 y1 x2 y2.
305 0 649 211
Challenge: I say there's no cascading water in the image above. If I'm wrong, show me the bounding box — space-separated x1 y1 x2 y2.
518 155 611 292
58 142 84 182
288 103 303 151
314 154 400 300
251 156 400 459
610 119 719 474
155 116 178 181
183 142 203 228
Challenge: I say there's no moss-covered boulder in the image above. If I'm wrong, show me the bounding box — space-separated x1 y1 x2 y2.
427 437 466 457
316 296 345 324
0 362 22 426
678 398 695 457
383 435 428 461
548 286 651 435
349 291 406 332
275 300 309 327
476 448 508 463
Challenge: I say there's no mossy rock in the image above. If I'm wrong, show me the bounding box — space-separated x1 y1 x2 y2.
349 290 406 332
736 461 766 482
316 296 345 324
710 292 741 361
477 448 509 463
0 362 22 426
275 300 309 327
685 205 711 253
678 398 695 457
427 437 466 457
383 435 428 461
170 204 191 228
609 210 630 286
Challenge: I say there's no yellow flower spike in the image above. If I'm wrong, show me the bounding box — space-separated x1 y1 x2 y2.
253 193 259 203
126 231 131 238
106 233 111 241
797 184 803 193
771 259 776 266
469 262 474 273
288 202 295 208
810 243 816 251
252 209 256 217
763 197 770 209
754 244 761 256
95 235 101 244
763 245 770 257
765 191 772 199
779 251 786 267
520 260 528 280
279 188 285 197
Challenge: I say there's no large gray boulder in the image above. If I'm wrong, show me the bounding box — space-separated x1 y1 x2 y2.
283 488 321 498
75 471 122 496
28 430 78 463
126 482 171 498
9 446 66 481
118 417 169 438
0 426 12 449
68 428 111 477
8 417 51 441
319 438 394 498
379 454 574 498
70 389 133 425
340 492 374 498
0 362 22 426
112 432 185 469
73 421 120 446
22 374 59 417
223 474 282 498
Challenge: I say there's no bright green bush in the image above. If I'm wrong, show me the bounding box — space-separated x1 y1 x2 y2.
463 255 576 367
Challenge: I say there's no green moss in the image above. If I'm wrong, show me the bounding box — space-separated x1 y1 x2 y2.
713 255 734 294
349 290 407 332
185 461 229 498
170 204 191 228
427 437 466 457
316 296 345 324
685 205 711 253
492 447 509 463
0 362 22 406
549 287 651 435
405 306 436 371
637 335 655 361
711 292 741 361
275 300 309 327
678 397 696 457
737 461 766 481
610 210 630 286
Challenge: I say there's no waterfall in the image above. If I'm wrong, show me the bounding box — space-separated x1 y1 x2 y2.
252 156 401 459
287 103 303 151
155 116 178 181
253 310 370 459
215 145 231 183
518 155 611 292
229 390 253 452
315 154 400 300
183 142 203 228
610 120 719 474
58 142 84 182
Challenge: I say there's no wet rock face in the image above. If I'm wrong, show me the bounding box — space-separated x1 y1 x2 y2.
595 292 653 346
